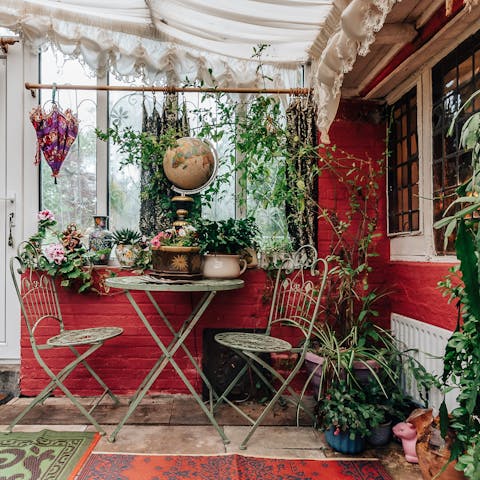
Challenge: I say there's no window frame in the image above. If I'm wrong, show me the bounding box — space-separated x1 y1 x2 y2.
387 86 420 235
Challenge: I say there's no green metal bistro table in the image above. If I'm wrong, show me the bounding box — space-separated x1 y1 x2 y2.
105 275 244 443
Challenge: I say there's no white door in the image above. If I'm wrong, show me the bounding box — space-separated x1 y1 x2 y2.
0 40 29 363
0 52 18 361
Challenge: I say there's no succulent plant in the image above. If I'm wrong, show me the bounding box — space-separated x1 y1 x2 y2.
111 228 142 246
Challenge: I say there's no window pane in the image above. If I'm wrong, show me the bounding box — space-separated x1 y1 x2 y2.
40 47 96 230
387 87 418 234
108 79 142 230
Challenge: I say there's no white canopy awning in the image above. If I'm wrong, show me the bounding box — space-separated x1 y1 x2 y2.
0 0 397 141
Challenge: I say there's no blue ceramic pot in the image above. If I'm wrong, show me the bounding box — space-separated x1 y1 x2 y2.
325 427 366 454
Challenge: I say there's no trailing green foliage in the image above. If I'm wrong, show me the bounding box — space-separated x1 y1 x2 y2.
96 125 179 221
312 146 386 338
434 89 480 480
26 211 105 293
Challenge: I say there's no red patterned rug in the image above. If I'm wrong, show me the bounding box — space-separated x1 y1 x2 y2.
76 453 393 479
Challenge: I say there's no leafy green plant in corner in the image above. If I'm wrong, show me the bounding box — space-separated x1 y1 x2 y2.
433 89 480 480
316 380 383 440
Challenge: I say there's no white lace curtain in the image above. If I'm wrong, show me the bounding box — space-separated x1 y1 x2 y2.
0 0 398 141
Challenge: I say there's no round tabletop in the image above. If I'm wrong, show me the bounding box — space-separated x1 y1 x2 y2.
105 275 244 292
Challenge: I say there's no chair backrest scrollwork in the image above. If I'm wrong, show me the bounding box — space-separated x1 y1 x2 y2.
267 245 328 349
10 241 63 343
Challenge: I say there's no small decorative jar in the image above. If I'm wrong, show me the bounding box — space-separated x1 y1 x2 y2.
88 215 113 265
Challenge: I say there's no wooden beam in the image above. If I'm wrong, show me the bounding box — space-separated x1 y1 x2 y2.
374 23 417 44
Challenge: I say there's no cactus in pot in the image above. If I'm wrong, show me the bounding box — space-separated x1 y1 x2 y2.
112 228 142 267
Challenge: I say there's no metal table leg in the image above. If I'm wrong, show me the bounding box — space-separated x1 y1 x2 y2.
109 289 228 444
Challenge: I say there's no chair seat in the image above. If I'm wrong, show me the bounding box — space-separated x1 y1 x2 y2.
215 332 292 353
47 327 123 347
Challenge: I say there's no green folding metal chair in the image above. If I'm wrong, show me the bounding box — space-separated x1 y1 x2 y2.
214 245 328 449
8 242 123 436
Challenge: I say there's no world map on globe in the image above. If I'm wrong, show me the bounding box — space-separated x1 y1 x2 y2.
163 137 216 192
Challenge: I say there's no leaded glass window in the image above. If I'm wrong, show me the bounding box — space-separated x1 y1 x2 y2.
432 31 480 253
388 87 419 234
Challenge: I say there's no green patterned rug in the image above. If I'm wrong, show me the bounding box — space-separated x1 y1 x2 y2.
0 429 99 480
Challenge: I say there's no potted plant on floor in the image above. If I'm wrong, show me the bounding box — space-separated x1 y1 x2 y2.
365 378 418 447
112 228 143 267
196 217 258 279
317 380 383 454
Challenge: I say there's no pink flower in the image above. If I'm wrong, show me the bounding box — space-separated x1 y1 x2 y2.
37 209 55 222
334 427 341 436
44 243 66 265
151 231 173 247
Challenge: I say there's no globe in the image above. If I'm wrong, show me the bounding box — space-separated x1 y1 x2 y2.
163 137 216 193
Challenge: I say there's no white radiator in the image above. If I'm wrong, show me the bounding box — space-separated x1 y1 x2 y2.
391 313 457 412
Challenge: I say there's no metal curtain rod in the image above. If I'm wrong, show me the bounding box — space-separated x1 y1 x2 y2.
24 82 311 96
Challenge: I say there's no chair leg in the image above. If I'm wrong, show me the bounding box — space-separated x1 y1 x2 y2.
237 351 314 450
245 353 315 421
9 343 110 435
69 345 121 406
212 362 249 412
7 380 59 432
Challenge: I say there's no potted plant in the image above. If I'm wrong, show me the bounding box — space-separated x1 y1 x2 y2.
195 217 258 279
304 320 399 400
365 378 417 447
317 380 383 454
25 209 113 293
112 228 142 267
150 225 201 276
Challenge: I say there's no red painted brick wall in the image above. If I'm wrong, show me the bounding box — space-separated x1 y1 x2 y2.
326 101 458 333
319 101 391 328
387 262 457 331
20 269 272 396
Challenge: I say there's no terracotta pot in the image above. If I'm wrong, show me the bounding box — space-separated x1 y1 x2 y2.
304 351 325 398
407 409 467 480
352 359 380 385
202 254 247 279
151 246 201 275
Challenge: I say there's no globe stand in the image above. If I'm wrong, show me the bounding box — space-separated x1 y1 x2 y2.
172 195 194 227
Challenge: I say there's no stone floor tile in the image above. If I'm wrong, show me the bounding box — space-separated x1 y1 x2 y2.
90 425 227 455
224 425 325 455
